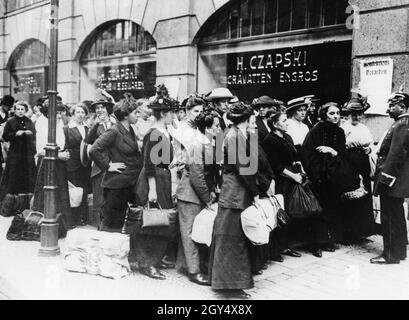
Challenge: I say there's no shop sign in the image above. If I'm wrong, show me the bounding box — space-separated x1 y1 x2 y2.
359 58 394 115
12 73 42 95
210 41 352 103
96 62 156 100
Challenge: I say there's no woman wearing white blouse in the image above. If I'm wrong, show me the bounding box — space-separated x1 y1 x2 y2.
340 98 376 244
286 97 311 150
63 104 91 227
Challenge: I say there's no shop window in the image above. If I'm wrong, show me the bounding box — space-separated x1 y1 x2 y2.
9 39 50 106
200 0 350 44
5 0 44 13
81 21 156 61
80 21 157 101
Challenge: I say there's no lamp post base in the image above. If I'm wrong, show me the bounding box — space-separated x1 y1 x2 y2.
39 223 60 257
39 247 61 257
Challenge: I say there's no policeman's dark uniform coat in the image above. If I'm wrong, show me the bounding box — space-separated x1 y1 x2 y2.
374 114 409 261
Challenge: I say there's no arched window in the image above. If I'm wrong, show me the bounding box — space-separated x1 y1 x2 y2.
9 39 50 106
81 20 156 61
200 0 350 44
80 21 157 101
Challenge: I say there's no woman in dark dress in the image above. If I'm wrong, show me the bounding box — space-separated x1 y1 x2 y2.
209 102 258 299
263 111 328 258
133 95 179 280
63 104 92 227
0 102 36 209
302 102 358 251
84 98 115 228
247 114 275 274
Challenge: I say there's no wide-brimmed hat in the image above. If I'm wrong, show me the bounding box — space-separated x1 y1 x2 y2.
226 102 253 122
148 96 180 111
207 88 235 101
80 140 92 167
90 99 115 114
1 95 15 108
343 98 370 113
286 95 318 113
252 96 283 108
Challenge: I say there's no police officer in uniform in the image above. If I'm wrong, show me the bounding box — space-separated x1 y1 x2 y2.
371 91 409 264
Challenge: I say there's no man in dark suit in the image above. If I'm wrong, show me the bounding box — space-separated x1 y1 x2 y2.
371 91 409 264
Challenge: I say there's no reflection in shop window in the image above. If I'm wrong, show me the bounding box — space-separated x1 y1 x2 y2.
5 0 44 13
80 20 157 102
82 21 156 61
200 0 349 44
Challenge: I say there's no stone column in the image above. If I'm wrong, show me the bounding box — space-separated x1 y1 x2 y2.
57 0 79 104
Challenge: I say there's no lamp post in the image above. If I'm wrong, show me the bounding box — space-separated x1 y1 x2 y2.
39 0 60 257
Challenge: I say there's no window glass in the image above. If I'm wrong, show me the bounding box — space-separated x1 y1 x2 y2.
200 0 349 44
292 0 308 30
81 21 156 61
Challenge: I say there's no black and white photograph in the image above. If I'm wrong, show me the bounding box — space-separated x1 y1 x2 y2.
0 0 408 304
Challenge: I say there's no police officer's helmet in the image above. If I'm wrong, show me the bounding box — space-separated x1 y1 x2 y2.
388 92 409 108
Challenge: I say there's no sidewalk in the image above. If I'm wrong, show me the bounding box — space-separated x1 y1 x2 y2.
1 216 409 300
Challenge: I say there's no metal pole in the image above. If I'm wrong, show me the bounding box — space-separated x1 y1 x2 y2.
39 0 60 257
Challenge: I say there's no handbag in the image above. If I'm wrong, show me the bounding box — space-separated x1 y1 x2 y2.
122 204 143 234
342 175 368 201
68 181 83 208
270 195 291 228
0 194 19 217
142 202 177 228
21 211 44 242
288 181 323 219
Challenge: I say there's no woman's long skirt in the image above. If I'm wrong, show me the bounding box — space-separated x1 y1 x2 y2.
90 172 104 228
130 167 177 268
209 206 253 290
67 166 91 226
340 149 376 243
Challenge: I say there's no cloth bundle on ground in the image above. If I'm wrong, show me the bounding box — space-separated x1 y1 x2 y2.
191 204 218 247
0 194 32 217
64 229 130 280
288 181 322 219
6 210 67 241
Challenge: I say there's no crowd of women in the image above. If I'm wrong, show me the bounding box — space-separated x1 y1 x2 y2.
0 85 379 299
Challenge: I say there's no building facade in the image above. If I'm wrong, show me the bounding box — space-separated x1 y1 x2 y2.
0 0 407 140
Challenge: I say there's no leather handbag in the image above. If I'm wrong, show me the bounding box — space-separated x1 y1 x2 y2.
142 202 177 228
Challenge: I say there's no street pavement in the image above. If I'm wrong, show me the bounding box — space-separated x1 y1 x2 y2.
0 216 408 300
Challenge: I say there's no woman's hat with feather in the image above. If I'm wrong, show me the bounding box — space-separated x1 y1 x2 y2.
343 88 371 113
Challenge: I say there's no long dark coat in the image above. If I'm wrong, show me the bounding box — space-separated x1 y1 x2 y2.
302 121 349 243
209 126 258 290
0 116 36 200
